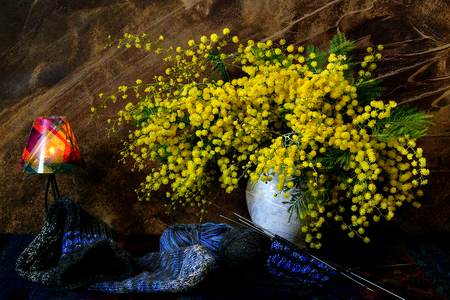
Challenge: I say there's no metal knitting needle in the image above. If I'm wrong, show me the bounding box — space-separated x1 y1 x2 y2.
224 214 374 291
234 216 266 233
233 215 398 295
309 254 405 299
342 269 406 300
222 213 405 299
233 213 276 238
308 254 375 292
309 252 406 299
221 214 272 238
221 214 276 241
219 215 264 235
243 214 404 298
224 215 376 291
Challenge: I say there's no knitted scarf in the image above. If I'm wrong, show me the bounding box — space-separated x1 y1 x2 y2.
15 198 214 293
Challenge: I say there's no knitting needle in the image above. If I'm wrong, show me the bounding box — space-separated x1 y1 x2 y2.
308 254 375 292
222 214 373 291
219 215 259 233
308 252 405 299
233 213 277 238
220 214 274 241
342 269 406 300
223 214 406 298
221 214 270 238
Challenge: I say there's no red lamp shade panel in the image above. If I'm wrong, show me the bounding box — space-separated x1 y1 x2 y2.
18 116 85 174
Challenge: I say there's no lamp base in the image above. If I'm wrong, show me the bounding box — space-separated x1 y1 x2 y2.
44 174 60 212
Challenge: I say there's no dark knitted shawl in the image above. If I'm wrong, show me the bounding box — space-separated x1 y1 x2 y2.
15 198 215 293
15 198 136 289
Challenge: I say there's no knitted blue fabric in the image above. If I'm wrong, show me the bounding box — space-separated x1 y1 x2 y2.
15 198 215 293
267 236 339 286
61 231 110 258
15 198 135 289
89 245 214 293
217 226 316 297
160 223 232 260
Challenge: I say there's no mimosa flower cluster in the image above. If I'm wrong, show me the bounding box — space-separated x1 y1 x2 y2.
93 29 432 248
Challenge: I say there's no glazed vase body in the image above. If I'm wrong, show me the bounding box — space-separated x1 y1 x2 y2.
245 172 304 246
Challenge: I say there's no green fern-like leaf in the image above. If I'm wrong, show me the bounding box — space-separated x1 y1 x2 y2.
356 78 386 107
207 50 231 82
317 147 352 168
328 33 357 78
132 106 158 126
306 44 327 70
283 183 310 222
373 104 434 142
328 33 356 56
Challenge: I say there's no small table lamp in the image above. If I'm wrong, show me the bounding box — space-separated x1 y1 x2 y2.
18 116 85 212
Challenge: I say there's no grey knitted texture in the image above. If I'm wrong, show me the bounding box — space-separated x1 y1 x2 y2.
89 245 215 293
15 198 215 293
15 198 135 289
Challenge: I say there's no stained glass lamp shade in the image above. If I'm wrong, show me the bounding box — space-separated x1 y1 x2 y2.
18 116 85 211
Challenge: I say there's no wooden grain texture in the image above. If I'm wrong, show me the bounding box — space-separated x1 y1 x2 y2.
0 0 448 235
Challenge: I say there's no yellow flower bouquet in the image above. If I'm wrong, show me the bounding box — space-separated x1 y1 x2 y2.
93 29 432 248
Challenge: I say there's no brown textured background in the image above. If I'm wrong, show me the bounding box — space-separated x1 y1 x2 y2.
1 0 449 239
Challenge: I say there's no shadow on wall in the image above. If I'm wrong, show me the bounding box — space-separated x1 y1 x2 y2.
0 0 449 235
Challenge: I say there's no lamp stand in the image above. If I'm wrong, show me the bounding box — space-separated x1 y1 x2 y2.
44 174 60 212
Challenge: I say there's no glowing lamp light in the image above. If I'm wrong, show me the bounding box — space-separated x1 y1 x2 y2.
18 116 85 211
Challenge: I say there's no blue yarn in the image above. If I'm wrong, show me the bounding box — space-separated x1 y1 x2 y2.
160 223 232 260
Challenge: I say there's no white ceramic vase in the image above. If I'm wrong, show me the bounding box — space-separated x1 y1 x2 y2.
245 171 305 246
